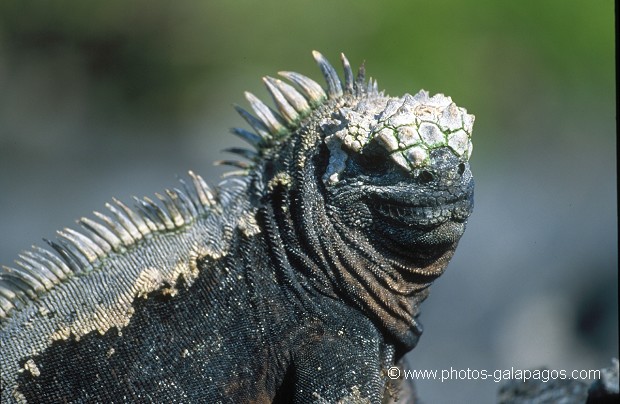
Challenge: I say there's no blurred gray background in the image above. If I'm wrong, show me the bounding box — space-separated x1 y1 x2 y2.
0 1 616 402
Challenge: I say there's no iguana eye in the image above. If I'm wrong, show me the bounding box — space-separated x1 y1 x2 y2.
356 153 389 174
349 140 394 174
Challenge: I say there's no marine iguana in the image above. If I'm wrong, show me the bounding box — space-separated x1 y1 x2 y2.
0 51 475 403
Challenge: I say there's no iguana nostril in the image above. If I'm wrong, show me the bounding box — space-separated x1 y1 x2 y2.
418 169 434 183
457 163 466 176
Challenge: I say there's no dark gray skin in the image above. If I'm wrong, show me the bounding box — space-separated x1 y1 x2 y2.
1 52 474 403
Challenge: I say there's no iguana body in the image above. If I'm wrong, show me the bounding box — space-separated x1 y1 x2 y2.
0 51 475 403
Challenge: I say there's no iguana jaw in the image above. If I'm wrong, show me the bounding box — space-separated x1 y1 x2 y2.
367 190 472 256
367 186 472 228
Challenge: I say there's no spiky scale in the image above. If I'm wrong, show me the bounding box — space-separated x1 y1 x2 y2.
278 71 326 104
171 188 198 220
355 62 366 95
12 260 55 291
231 127 263 149
79 216 123 251
32 245 72 277
74 221 113 254
234 105 273 140
111 198 147 235
178 177 200 212
150 195 176 230
0 279 33 313
312 50 343 98
0 288 23 316
130 197 161 232
1 267 44 298
140 196 174 231
188 170 216 209
156 192 184 228
340 53 354 95
105 201 143 242
17 254 61 285
214 160 251 170
0 281 20 303
220 169 248 179
244 91 285 135
223 147 259 161
52 237 91 270
268 76 310 113
57 228 104 262
93 210 135 246
21 250 65 282
367 77 375 93
0 287 15 313
263 77 299 123
43 238 80 275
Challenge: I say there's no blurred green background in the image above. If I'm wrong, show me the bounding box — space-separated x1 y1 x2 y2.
0 1 615 402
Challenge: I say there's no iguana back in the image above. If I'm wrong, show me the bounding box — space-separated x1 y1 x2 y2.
0 51 475 403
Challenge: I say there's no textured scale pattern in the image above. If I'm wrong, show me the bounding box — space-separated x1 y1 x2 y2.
0 51 474 403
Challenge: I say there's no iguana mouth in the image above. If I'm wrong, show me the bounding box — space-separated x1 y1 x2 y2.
374 202 439 226
351 142 475 226
369 193 472 228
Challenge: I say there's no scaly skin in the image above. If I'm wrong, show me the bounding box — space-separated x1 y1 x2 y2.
0 51 474 403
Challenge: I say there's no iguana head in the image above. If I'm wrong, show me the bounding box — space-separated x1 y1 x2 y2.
321 90 474 263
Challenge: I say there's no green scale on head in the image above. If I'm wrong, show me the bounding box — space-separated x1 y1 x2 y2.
323 89 474 185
